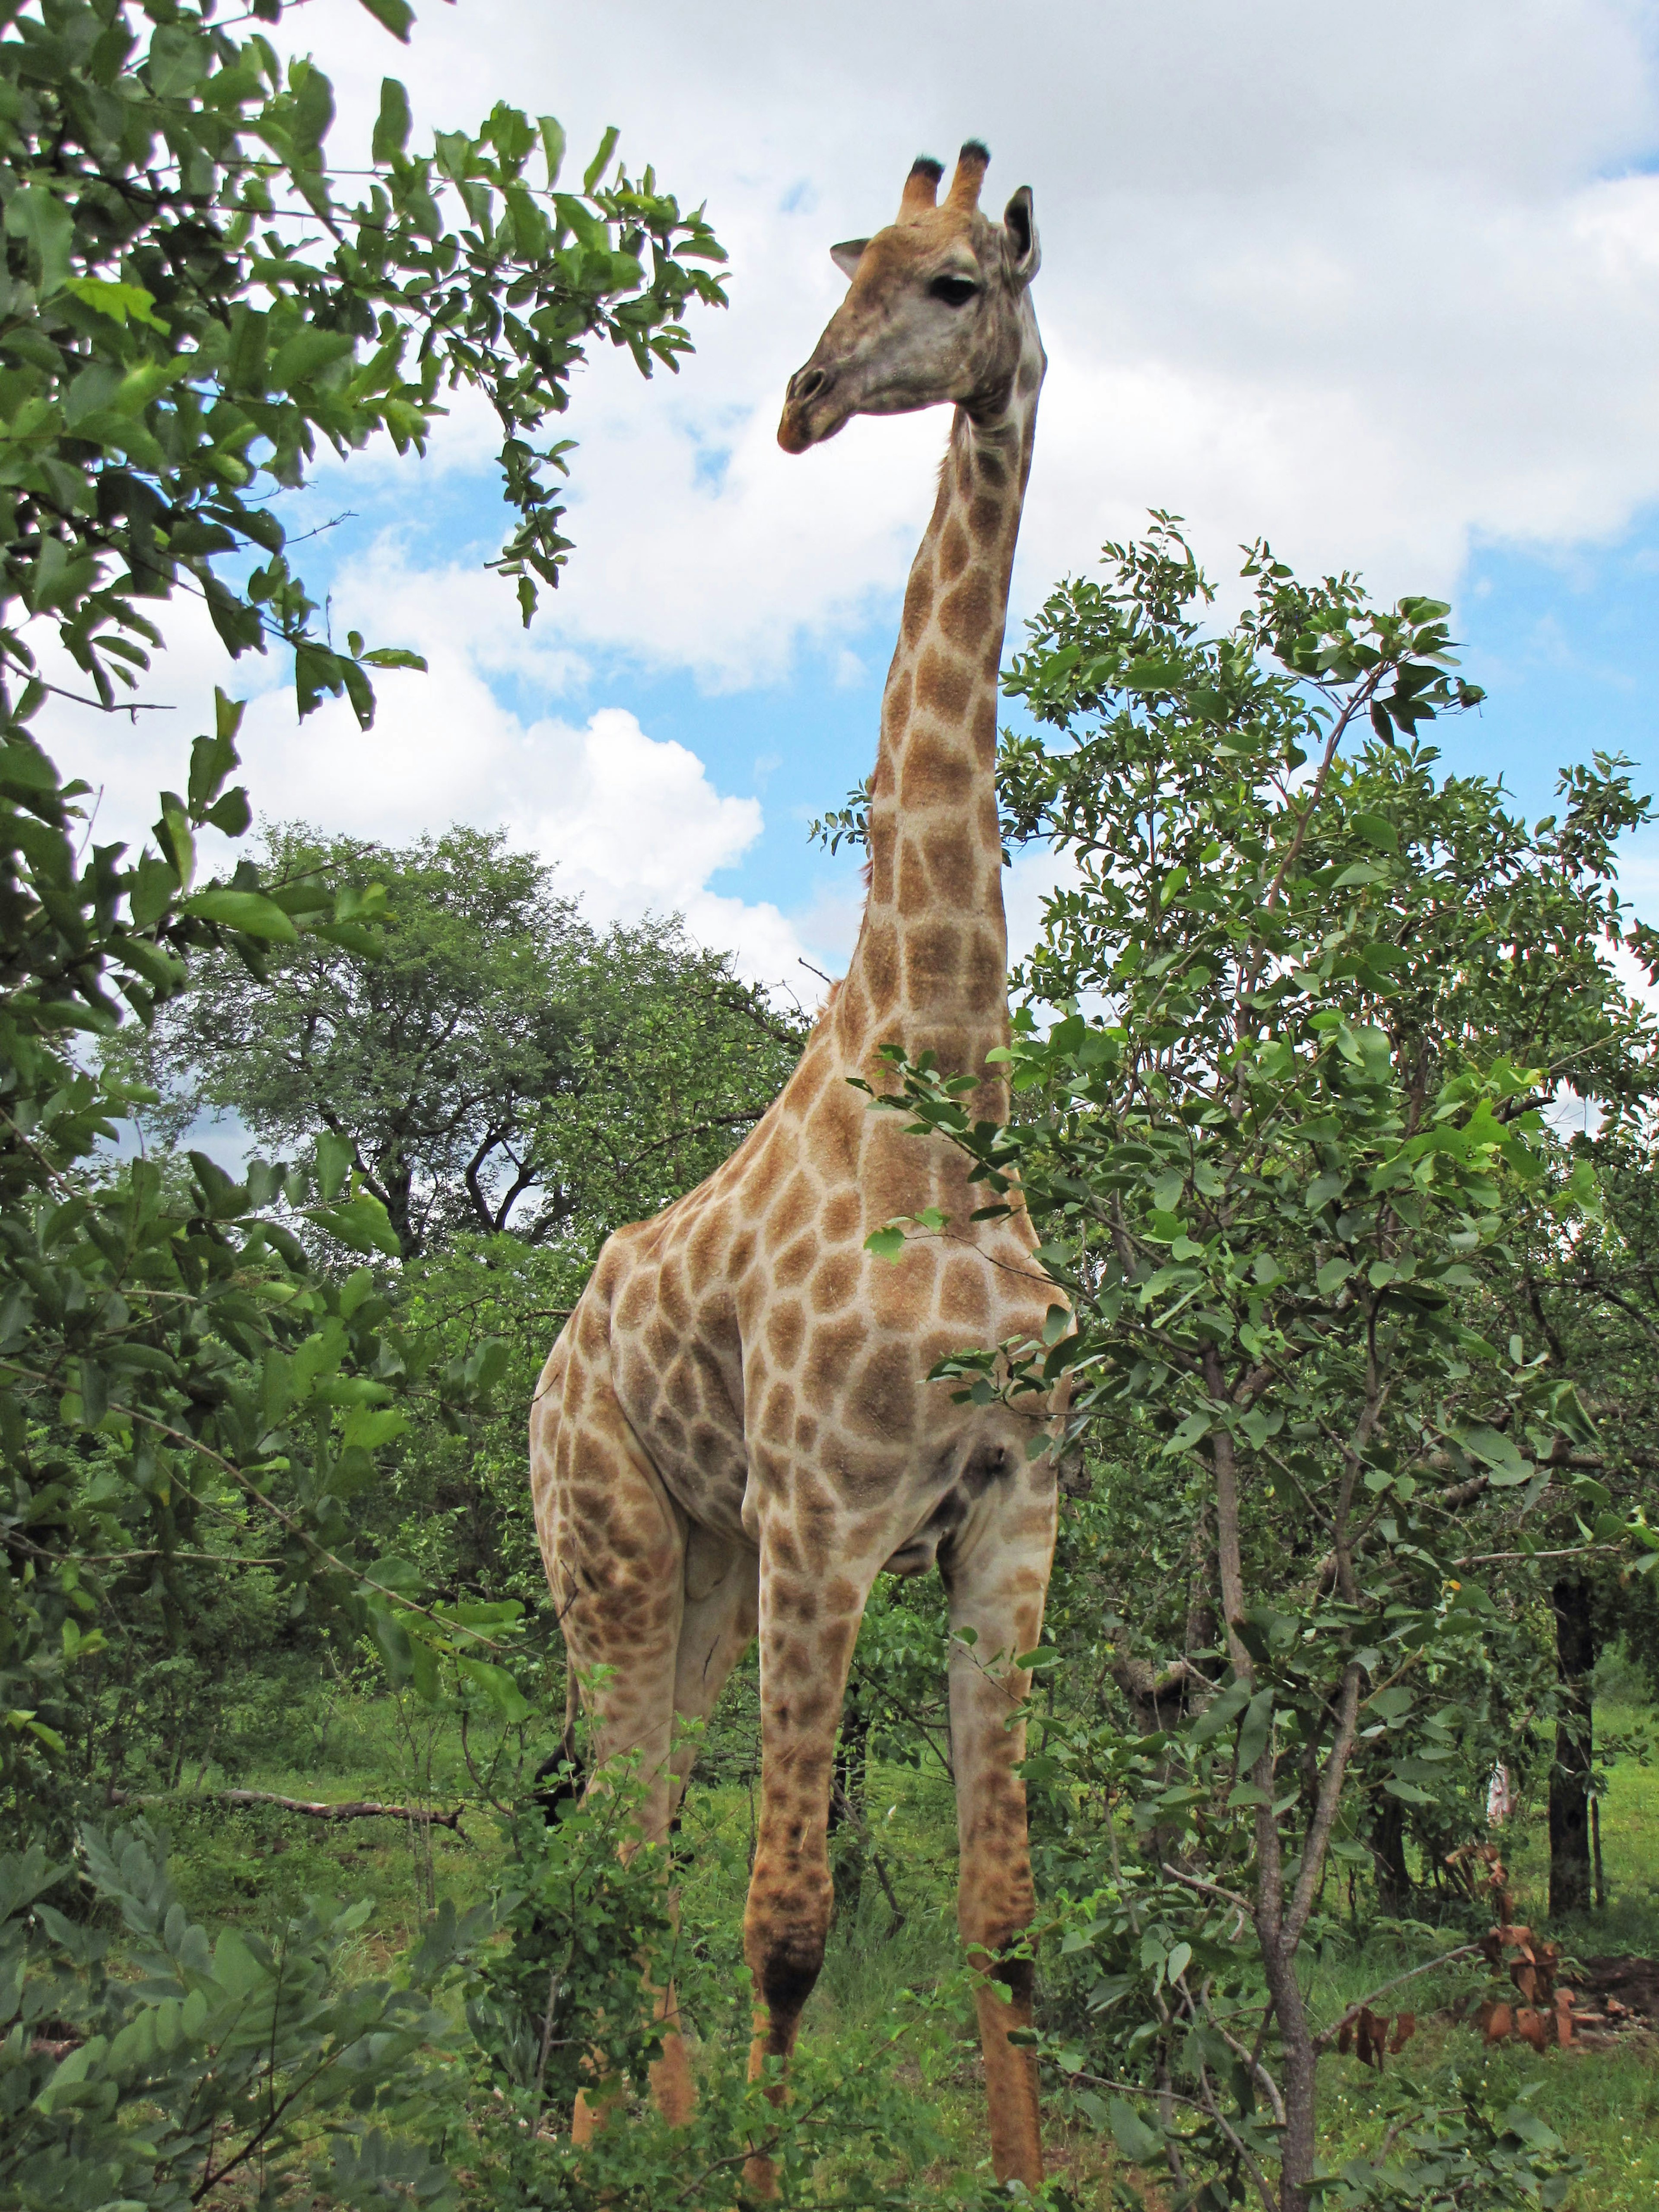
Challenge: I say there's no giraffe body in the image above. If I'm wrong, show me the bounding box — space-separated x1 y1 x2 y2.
530 142 1059 2189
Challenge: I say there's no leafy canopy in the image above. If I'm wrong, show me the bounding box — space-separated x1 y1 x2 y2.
861 521 1657 2212
108 823 807 1259
0 0 731 1837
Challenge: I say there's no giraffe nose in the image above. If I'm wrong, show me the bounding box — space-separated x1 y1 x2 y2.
788 363 831 405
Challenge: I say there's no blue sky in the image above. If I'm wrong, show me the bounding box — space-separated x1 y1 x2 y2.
45 0 1659 989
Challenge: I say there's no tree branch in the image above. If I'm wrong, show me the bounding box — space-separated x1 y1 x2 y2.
108 1785 466 1830
1312 1944 1482 2054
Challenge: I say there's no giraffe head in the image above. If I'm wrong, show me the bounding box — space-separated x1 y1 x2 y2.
778 141 1040 454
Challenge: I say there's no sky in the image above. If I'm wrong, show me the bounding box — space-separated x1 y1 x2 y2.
41 0 1659 998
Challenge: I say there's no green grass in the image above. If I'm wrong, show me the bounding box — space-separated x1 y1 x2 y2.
143 1693 1659 2208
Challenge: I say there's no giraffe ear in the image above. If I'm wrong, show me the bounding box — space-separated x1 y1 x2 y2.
1002 188 1039 286
830 238 869 280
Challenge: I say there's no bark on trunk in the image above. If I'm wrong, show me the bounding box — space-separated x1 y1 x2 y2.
1370 1795 1411 1918
1548 1575 1596 1919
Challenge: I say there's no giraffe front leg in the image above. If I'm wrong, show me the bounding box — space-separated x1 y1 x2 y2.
741 1526 877 2198
943 1466 1057 2190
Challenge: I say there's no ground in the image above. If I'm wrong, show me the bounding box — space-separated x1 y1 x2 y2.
143 1685 1659 2207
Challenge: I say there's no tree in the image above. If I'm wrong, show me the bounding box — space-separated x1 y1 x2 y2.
0 0 729 1834
864 521 1658 2212
108 822 593 1258
109 822 805 1259
1478 1121 1659 1913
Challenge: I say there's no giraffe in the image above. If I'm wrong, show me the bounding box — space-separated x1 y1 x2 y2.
528 140 1060 2192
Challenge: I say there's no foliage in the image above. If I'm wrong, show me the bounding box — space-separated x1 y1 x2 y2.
0 0 729 1847
108 823 806 1260
860 522 1659 2212
0 0 727 740
0 1092 523 1838
1316 2077 1583 2212
2 1777 1020 2212
1 1818 483 2211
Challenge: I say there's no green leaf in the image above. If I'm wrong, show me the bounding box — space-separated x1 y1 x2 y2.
5 183 74 295
308 1192 402 1259
64 277 170 331
204 786 253 837
315 1130 356 1202
1235 1688 1274 1772
1108 2097 1163 2165
1457 1424 1532 1485
583 124 621 193
357 0 414 40
539 115 567 185
342 1406 408 1451
1162 1409 1212 1456
1190 1677 1251 1744
187 729 239 814
129 852 177 930
373 76 413 161
269 328 356 393
458 1657 531 1723
864 1223 906 1262
181 888 299 942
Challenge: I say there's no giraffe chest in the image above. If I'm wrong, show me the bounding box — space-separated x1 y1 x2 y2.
604 1121 1057 1555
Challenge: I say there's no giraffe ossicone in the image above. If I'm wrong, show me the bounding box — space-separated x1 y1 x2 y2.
529 138 1063 2192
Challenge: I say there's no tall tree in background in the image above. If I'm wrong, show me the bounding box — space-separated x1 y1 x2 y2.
109 823 804 1259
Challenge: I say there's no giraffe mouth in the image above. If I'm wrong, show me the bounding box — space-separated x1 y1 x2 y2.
778 362 850 453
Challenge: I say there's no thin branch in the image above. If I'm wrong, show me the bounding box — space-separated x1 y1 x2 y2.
1313 1944 1482 2054
1212 2008 1292 2123
1161 1862 1254 1916
1285 1660 1363 1954
1453 1545 1625 1567
1195 2060 1280 2212
8 672 177 717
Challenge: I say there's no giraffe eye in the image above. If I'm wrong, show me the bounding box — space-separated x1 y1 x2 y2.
929 274 979 308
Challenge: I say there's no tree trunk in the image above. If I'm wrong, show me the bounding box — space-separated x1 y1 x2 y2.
1548 1576 1596 1918
1370 1794 1411 1918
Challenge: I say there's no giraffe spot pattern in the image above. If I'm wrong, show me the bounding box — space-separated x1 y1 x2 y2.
529 273 1059 2189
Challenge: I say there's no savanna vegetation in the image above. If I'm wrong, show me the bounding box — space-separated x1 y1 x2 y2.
1 4 1655 2209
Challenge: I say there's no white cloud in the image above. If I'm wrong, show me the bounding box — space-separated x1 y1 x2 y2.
263 0 1659 691
33 547 826 993
33 2 1659 1014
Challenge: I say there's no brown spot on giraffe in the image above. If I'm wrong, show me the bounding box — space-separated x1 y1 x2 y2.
810 1250 859 1313
531 140 1062 2198
823 1189 862 1243
861 921 900 1016
915 645 973 722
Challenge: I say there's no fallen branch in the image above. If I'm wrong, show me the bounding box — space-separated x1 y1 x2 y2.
1313 1943 1481 2053
108 1786 467 1833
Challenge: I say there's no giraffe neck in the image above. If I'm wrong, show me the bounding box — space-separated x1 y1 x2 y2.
833 302 1044 1109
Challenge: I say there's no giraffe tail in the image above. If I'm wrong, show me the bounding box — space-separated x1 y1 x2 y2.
530 1669 587 1824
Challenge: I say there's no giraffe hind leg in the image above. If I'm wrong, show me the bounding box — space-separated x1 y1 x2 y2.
653 1532 760 2129
534 1342 688 2142
534 1343 759 2139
